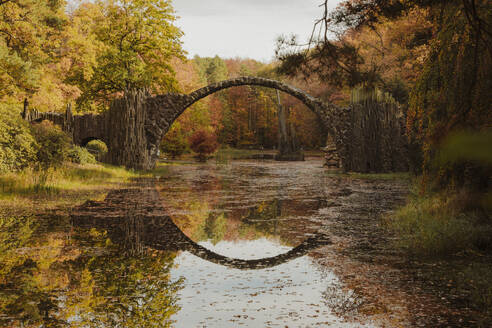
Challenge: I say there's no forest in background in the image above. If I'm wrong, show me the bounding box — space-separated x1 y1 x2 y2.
0 0 327 159
1 0 491 246
0 0 492 324
161 56 326 156
1 0 490 188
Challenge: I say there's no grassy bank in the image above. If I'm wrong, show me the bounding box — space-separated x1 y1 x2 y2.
0 162 146 216
384 189 492 322
385 191 491 256
325 170 412 181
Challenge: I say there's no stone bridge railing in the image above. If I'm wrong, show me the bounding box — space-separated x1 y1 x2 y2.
22 103 108 146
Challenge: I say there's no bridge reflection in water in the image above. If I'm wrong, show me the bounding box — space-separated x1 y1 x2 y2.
71 182 332 270
1 159 394 327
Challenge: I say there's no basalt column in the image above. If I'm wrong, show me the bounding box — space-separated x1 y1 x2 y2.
105 90 156 170
342 87 409 172
275 90 304 161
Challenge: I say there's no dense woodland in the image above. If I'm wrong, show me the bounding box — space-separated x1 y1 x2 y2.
276 0 491 190
0 0 326 163
0 0 491 324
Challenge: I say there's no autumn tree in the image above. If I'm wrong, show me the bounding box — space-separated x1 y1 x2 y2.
160 122 187 159
0 0 68 106
277 0 491 189
407 1 491 190
69 0 184 110
162 56 325 154
189 129 218 162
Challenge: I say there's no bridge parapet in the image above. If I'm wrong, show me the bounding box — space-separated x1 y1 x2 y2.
23 103 109 149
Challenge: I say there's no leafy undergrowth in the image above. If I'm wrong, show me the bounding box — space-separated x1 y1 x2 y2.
385 189 492 322
385 191 491 256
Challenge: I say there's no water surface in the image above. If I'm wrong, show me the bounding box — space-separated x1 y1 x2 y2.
157 159 375 327
0 158 408 327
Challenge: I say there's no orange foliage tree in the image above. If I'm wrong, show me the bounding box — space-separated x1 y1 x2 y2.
189 129 218 162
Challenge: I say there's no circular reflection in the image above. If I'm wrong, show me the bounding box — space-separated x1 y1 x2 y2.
71 183 331 270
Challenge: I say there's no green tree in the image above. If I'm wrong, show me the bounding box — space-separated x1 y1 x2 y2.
194 55 228 84
0 103 37 173
86 139 108 161
30 120 71 170
70 0 185 109
160 122 187 159
0 0 67 103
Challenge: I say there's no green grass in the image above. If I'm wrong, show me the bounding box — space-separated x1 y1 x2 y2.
385 188 492 320
0 162 143 216
348 172 412 180
146 162 171 177
0 161 176 216
384 191 491 257
214 147 271 163
0 163 139 198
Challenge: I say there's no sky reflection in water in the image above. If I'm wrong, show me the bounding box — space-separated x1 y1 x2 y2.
159 159 373 327
0 158 375 327
172 238 370 327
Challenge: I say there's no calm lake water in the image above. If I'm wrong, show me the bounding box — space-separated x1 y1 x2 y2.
1 158 408 327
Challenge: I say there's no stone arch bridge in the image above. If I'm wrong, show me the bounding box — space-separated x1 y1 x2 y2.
23 76 407 172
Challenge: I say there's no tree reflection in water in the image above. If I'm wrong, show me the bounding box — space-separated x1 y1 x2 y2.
323 285 366 317
1 180 335 327
0 211 183 327
65 227 183 328
70 184 332 271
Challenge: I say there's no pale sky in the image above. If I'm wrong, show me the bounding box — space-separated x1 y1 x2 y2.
172 0 342 62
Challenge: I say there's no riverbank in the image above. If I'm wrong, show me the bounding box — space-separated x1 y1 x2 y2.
0 162 147 217
317 171 492 326
318 178 491 326
160 147 325 164
384 189 492 326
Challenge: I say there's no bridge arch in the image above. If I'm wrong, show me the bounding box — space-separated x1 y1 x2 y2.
22 77 349 170
80 137 100 147
171 230 332 270
144 76 344 169
153 77 338 137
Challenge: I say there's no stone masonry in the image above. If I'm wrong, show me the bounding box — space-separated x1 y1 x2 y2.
22 76 407 172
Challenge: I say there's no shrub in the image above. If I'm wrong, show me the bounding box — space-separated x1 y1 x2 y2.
160 122 187 159
189 129 218 162
385 191 492 257
30 120 71 170
68 146 97 164
0 104 37 173
86 139 108 161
